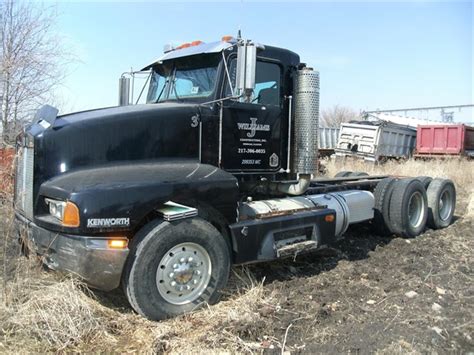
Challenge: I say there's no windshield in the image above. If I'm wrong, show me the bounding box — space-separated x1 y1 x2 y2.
147 54 220 103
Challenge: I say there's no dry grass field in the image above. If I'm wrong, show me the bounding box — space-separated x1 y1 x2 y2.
1 158 473 353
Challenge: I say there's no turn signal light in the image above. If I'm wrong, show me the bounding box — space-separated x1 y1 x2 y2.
63 201 80 227
108 239 128 249
325 214 335 223
191 40 203 46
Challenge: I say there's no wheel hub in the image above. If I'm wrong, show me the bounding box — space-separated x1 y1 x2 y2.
156 242 211 305
408 191 425 229
439 190 453 221
173 260 195 284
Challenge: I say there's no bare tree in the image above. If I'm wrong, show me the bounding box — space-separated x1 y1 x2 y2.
0 0 71 144
320 104 358 127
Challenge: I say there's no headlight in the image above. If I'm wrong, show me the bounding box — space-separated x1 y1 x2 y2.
44 198 80 227
45 198 66 220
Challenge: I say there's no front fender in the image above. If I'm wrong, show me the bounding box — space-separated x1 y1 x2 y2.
37 160 239 234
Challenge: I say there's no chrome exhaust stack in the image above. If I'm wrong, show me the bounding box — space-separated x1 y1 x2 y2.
293 67 320 176
274 67 320 196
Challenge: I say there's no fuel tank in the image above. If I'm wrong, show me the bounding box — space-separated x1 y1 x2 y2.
239 190 375 237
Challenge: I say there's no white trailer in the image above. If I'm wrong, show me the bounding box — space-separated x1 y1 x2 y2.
335 121 416 162
318 127 340 156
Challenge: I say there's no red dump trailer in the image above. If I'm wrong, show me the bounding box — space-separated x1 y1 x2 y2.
415 124 474 158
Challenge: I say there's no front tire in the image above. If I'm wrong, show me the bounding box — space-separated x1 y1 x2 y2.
122 218 230 320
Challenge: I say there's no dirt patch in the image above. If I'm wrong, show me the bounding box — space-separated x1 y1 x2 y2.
467 189 474 218
1 160 473 353
249 204 473 353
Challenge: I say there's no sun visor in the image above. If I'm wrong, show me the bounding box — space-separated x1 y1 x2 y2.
141 41 234 71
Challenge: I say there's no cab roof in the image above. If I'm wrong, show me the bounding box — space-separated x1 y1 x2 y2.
141 39 300 71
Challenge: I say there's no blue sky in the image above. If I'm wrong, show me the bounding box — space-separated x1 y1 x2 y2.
55 0 473 122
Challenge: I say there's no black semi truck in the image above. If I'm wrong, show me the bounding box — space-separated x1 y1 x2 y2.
14 36 456 320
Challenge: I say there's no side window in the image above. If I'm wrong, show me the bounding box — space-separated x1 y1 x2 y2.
254 62 281 106
225 59 281 106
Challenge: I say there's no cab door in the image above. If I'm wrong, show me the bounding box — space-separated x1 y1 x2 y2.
221 60 284 172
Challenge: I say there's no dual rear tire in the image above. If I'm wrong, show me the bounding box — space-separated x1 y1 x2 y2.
335 171 369 177
373 177 455 237
426 179 456 229
388 179 428 238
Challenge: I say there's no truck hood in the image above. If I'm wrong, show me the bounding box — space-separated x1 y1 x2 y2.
28 103 204 198
53 103 193 128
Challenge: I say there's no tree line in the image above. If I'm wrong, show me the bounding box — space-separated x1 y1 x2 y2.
0 0 71 145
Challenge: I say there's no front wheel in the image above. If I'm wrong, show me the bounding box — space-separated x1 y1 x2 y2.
122 218 230 320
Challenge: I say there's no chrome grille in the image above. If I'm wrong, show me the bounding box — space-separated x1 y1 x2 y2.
15 143 34 219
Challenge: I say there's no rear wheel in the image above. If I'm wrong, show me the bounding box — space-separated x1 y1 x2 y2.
427 178 456 229
388 179 428 238
335 171 352 177
416 176 432 189
373 177 397 236
122 218 230 320
350 171 369 177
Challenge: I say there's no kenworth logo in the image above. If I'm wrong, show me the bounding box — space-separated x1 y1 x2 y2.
237 117 270 138
87 218 130 228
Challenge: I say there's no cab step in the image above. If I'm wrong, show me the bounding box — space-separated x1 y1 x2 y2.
276 240 318 258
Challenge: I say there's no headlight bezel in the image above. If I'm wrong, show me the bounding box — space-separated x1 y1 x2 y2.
45 198 66 221
44 198 80 227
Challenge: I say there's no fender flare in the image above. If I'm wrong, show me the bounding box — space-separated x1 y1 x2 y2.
37 160 239 234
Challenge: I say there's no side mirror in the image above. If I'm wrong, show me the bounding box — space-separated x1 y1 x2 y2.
235 41 256 102
118 76 131 106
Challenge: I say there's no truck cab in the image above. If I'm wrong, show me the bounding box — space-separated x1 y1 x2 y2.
14 36 456 321
140 38 300 174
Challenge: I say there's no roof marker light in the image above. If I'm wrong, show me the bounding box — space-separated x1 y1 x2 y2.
221 35 235 42
176 40 204 50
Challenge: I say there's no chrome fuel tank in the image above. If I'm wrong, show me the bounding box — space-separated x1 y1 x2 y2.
240 190 374 237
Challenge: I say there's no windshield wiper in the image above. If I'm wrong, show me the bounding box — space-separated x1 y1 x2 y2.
170 76 181 102
154 78 169 103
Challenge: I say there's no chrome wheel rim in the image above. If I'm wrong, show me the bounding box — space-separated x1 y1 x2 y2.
439 189 453 221
156 242 211 305
408 191 424 228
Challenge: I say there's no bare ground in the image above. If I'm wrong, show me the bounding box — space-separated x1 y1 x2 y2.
0 159 473 353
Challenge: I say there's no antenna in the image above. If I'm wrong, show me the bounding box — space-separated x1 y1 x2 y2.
238 0 243 41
